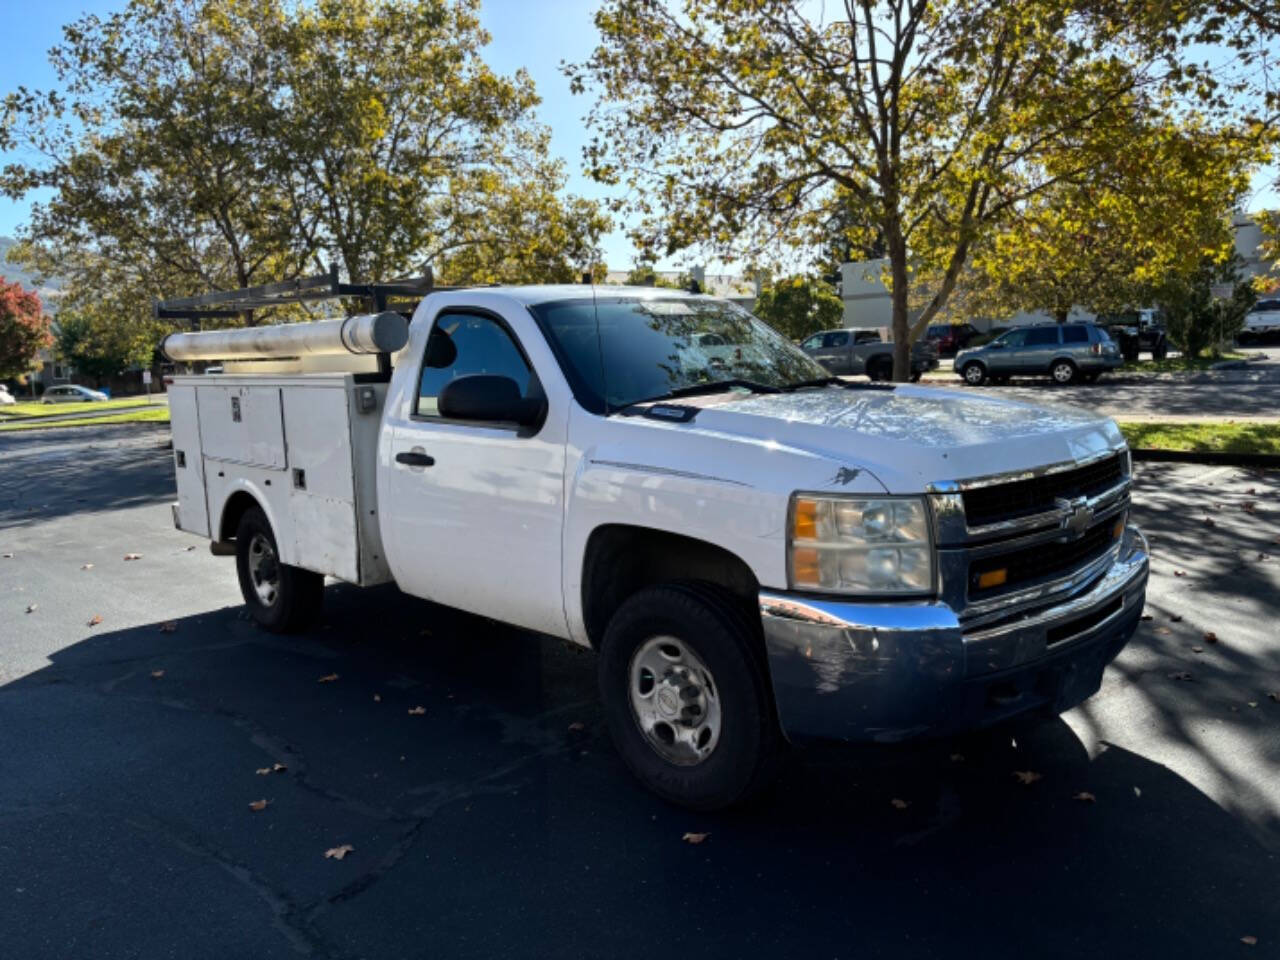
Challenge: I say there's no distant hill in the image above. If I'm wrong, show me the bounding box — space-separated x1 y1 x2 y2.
0 236 63 311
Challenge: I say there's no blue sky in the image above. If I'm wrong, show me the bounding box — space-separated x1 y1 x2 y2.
1 0 1275 273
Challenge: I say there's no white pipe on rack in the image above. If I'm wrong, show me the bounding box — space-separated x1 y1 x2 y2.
160 311 409 362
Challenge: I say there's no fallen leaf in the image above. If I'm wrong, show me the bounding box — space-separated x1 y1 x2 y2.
890 798 910 810
1156 627 1172 636
1170 614 1183 623
1174 570 1187 577
1140 613 1154 621
1259 553 1271 562
567 721 586 732
1013 771 1043 785
372 693 381 702
81 563 94 570
1241 935 1257 946
1242 502 1257 514
1204 631 1219 644
1167 671 1193 682
255 767 272 776
158 621 177 633
1 552 13 559
1248 701 1259 708
184 545 196 551
248 798 270 812
1073 792 1096 803
25 604 36 614
150 669 165 679
949 753 965 762
1202 517 1216 527
1247 487 1257 495
682 831 710 844
1191 646 1204 654
324 844 355 860
87 615 102 627
317 673 339 683
407 705 426 715
123 553 142 561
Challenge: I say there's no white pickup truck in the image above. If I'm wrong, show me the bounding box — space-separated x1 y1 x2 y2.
164 282 1149 809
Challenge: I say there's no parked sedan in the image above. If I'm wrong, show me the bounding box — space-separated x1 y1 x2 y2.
953 322 1122 385
41 384 109 404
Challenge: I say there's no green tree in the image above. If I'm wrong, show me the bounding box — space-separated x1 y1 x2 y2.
1155 257 1256 361
753 275 842 340
568 1 1273 380
958 118 1260 323
2 0 606 330
0 276 52 381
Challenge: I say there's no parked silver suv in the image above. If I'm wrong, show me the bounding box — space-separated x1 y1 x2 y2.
953 323 1122 386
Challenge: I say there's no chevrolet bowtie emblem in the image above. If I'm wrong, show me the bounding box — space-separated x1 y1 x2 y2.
1057 496 1093 539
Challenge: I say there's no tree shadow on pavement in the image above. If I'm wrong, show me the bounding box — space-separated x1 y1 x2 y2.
2 578 1276 959
0 425 174 529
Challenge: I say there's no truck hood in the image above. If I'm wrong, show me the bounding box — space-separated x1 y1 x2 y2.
657 385 1124 493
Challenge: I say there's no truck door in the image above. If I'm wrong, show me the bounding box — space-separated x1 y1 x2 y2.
382 307 568 638
813 330 851 373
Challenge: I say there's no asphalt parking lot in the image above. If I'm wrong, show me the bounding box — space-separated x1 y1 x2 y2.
1 425 1278 959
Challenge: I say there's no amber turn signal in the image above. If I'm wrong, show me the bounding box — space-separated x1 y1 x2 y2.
977 568 1007 589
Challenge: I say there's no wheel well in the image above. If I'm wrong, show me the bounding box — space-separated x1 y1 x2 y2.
580 525 759 647
218 491 262 542
1050 356 1077 369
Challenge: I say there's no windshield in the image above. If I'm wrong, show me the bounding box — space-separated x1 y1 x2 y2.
529 296 830 413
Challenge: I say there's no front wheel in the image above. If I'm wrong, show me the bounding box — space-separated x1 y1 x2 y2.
961 361 987 386
1050 359 1077 385
598 583 781 810
235 505 324 632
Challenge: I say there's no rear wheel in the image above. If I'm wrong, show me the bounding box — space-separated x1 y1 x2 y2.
868 357 892 382
961 361 987 386
1152 342 1168 361
598 583 781 810
1050 359 1077 385
235 505 324 632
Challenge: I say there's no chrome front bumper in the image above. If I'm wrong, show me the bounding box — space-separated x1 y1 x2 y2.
759 527 1149 743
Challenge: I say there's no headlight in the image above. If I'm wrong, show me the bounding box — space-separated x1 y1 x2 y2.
788 494 935 595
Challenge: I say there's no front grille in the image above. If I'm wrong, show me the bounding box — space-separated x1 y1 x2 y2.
962 454 1125 527
970 516 1121 597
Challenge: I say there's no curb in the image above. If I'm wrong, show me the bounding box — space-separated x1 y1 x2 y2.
1131 448 1280 468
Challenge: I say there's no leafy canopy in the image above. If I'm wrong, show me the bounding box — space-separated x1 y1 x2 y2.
0 278 52 381
568 0 1275 379
753 276 843 341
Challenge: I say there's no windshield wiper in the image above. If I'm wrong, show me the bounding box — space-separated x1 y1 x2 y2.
780 376 840 392
614 378 780 413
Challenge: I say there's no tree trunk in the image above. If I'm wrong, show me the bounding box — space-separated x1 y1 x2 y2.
1053 305 1069 324
887 227 911 382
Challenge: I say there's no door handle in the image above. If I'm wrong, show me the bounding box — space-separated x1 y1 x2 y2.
396 451 435 467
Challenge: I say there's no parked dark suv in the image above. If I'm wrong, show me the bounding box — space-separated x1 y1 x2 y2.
924 322 980 356
953 322 1122 385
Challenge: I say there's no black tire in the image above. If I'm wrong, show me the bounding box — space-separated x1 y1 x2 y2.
598 583 782 810
234 505 324 632
868 356 892 381
908 370 923 383
961 361 987 386
1152 343 1168 361
1049 358 1077 385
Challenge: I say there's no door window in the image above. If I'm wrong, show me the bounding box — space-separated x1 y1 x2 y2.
415 312 532 418
1025 328 1060 346
801 334 823 350
852 331 881 344
998 329 1029 348
823 331 850 348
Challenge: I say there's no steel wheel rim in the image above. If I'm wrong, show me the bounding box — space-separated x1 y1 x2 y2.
247 532 280 607
1053 363 1073 383
628 635 722 766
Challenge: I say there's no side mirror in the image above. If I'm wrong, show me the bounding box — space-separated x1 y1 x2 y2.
438 375 544 428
